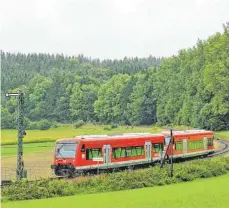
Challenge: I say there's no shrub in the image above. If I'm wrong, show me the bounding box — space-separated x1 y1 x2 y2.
74 120 85 128
2 155 229 202
111 124 118 129
37 119 52 130
103 126 111 131
52 121 58 128
26 119 53 130
27 121 39 130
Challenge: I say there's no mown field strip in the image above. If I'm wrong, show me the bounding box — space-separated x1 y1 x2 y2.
3 173 229 208
215 131 229 140
1 124 163 145
2 124 228 146
1 142 55 157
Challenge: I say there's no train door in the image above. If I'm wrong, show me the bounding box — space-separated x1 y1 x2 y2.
103 145 111 164
145 141 152 161
183 139 187 156
203 137 207 150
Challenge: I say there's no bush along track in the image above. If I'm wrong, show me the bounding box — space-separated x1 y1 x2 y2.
2 155 229 202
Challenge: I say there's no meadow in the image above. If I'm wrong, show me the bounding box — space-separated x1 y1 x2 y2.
1 124 162 179
1 124 163 145
1 124 228 180
1 124 228 158
1 142 54 157
215 131 229 140
2 173 229 208
2 124 228 146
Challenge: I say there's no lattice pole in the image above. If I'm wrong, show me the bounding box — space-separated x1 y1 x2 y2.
6 89 27 180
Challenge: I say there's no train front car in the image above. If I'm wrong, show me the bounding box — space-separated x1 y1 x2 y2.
51 138 79 176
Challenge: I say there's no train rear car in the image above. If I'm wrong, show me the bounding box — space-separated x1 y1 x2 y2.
163 130 215 159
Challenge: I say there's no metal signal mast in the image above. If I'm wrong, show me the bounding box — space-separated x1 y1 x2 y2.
160 129 174 177
6 89 27 180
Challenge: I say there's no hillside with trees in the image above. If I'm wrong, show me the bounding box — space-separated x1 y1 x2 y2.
1 24 228 131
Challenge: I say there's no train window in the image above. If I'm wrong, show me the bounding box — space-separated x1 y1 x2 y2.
188 141 203 150
208 138 213 146
81 144 85 152
175 142 183 150
86 148 102 160
112 146 144 159
152 143 163 153
136 146 144 156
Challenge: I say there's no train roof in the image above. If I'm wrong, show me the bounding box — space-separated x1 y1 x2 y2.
162 129 213 136
56 132 164 143
76 133 163 140
56 130 214 143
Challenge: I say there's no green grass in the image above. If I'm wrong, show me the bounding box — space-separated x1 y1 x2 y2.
1 124 163 145
3 173 229 208
215 131 229 140
1 142 54 157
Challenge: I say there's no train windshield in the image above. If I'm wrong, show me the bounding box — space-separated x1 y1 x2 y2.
55 141 78 158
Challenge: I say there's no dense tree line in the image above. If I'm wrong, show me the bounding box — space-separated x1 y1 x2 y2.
1 24 228 130
154 24 229 130
1 52 161 129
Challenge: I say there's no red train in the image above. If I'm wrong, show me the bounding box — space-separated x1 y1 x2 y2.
51 130 215 176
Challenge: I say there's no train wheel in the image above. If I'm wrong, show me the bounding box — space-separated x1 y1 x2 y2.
54 168 61 176
127 165 134 172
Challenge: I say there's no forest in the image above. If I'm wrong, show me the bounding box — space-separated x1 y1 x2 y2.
1 24 229 131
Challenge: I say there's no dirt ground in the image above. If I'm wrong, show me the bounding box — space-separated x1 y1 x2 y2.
214 140 220 150
1 150 55 180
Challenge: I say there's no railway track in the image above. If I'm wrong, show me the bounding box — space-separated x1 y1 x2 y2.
206 139 229 158
2 138 229 187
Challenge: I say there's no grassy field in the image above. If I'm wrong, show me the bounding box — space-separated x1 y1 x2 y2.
1 142 54 157
2 125 228 146
1 124 162 180
1 124 163 145
1 125 228 157
3 173 229 208
215 131 229 140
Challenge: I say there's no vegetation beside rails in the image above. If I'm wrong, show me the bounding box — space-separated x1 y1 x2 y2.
215 131 229 140
2 155 229 202
3 174 229 208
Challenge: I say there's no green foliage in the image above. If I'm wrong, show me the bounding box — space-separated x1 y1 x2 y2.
127 68 157 125
1 24 229 130
154 25 229 130
74 120 85 128
37 119 52 130
1 107 16 129
3 174 229 208
2 155 229 201
111 124 118 129
70 79 99 122
1 124 163 145
94 74 132 124
103 126 111 131
1 52 161 128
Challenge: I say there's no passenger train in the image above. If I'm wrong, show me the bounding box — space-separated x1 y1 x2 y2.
51 130 215 176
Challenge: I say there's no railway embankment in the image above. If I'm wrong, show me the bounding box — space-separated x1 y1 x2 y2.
2 154 229 202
